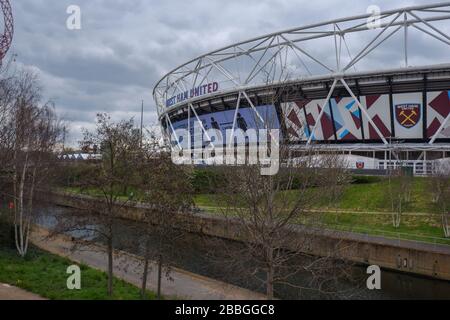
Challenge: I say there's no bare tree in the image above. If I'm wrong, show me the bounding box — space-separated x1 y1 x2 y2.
319 152 352 207
0 70 62 257
52 126 192 299
430 164 450 238
388 167 413 228
69 113 143 296
138 135 193 299
0 76 16 150
209 144 353 300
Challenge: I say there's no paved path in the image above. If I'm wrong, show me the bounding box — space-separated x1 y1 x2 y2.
198 205 439 216
0 283 46 300
30 226 265 300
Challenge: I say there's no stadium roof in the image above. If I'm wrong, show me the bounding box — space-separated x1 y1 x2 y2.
154 3 450 118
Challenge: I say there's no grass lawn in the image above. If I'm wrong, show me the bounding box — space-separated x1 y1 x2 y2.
318 211 450 245
193 177 450 244
194 177 439 213
330 177 438 213
0 244 157 300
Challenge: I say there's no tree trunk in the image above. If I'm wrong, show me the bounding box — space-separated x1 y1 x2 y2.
266 247 274 300
157 254 162 299
15 148 30 257
443 213 450 238
107 235 114 296
141 257 149 299
141 237 150 299
23 165 38 257
266 269 274 300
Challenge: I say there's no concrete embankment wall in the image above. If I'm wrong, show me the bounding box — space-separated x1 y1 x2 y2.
46 192 450 281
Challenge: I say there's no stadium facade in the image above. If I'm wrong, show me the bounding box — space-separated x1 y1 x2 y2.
153 3 450 175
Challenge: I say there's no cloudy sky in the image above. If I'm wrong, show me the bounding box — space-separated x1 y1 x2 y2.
8 0 446 146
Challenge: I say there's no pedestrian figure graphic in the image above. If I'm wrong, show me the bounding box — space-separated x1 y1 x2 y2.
211 117 220 130
237 113 248 131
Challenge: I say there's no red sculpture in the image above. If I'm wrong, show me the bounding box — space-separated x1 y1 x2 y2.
0 0 13 65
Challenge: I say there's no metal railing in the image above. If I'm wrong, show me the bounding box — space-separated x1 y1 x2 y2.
317 222 450 249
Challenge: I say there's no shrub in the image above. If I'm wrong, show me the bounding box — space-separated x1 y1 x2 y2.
0 210 15 248
191 167 228 193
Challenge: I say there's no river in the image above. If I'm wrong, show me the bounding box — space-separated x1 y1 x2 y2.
35 204 450 300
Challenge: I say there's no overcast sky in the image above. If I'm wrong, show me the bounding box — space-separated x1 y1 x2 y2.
9 0 446 146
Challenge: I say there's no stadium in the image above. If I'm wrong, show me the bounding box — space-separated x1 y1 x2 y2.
153 3 450 175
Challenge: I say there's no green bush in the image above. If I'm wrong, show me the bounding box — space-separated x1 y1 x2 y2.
0 211 15 248
191 168 384 193
54 162 99 188
350 175 383 184
191 167 228 193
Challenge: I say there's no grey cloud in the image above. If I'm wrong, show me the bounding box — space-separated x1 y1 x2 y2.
8 0 444 146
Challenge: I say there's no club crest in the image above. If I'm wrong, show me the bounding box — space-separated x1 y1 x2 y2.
395 103 421 129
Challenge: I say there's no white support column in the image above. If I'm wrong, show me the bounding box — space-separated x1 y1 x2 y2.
187 105 191 150
241 90 280 147
384 150 388 170
241 91 268 127
429 112 450 144
340 78 389 145
189 103 214 149
306 78 338 145
404 12 408 67
165 114 183 150
228 92 242 148
418 151 424 161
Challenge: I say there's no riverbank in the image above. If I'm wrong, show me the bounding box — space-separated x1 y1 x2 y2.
46 191 450 281
0 241 156 300
30 225 266 300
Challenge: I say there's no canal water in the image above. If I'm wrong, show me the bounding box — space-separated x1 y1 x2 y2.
35 204 450 300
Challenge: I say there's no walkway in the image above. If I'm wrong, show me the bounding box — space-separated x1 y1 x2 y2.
30 226 265 300
0 283 46 300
